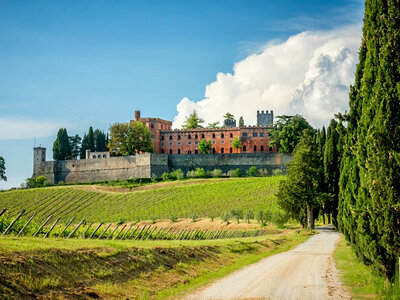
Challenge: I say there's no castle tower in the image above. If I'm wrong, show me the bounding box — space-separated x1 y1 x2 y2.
33 147 46 176
135 110 141 121
256 110 274 126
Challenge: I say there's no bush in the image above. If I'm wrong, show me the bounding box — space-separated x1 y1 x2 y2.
230 209 243 223
170 215 178 223
195 168 206 178
191 214 197 223
245 210 254 223
186 170 197 178
259 168 269 177
272 169 284 176
246 166 259 177
234 168 243 177
227 169 236 177
272 210 289 228
221 211 231 225
210 169 223 178
162 169 184 180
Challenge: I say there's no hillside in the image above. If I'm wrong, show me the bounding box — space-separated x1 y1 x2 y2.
0 177 284 223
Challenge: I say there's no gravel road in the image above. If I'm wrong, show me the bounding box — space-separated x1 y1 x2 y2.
184 226 350 300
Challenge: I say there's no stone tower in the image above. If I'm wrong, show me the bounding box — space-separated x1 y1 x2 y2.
33 147 46 176
224 119 237 128
256 110 274 126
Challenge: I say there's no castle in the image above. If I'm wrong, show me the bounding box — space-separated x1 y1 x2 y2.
33 110 291 184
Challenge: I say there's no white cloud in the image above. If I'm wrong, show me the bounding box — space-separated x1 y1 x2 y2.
0 117 70 140
173 24 362 128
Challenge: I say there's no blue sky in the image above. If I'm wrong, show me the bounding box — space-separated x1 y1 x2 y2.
0 0 364 189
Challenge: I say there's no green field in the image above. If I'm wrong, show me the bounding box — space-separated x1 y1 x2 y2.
0 177 283 224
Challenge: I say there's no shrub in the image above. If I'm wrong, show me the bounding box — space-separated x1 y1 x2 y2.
272 210 289 228
227 169 236 177
162 172 170 181
195 168 206 178
272 169 284 176
259 168 269 177
245 210 254 223
186 170 197 178
221 211 231 225
170 215 178 223
230 209 243 223
191 214 197 223
246 166 259 177
210 169 223 178
234 168 243 177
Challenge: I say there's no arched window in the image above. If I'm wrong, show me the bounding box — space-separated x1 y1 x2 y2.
161 136 164 140
269 147 273 152
188 134 191 139
221 133 224 138
169 149 173 154
254 145 257 152
260 146 264 152
98 155 102 158
212 133 215 138
230 133 233 138
195 149 198 154
103 154 107 158
178 149 181 154
150 123 154 129
195 134 198 139
243 146 247 152
212 148 216 154
221 148 224 153
230 147 233 153
169 135 172 140
92 155 96 158
161 149 164 153
178 135 181 140
202 134 205 138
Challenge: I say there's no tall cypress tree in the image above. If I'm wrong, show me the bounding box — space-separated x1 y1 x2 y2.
53 128 71 160
338 0 400 281
87 127 95 151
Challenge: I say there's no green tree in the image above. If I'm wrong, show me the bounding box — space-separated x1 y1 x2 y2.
277 129 324 229
198 138 211 154
94 129 107 151
207 122 220 129
87 127 95 151
232 137 242 153
338 0 400 282
80 133 90 159
108 121 154 156
182 110 204 129
69 135 82 160
239 116 245 127
223 112 235 121
0 156 6 181
53 128 71 160
269 115 313 153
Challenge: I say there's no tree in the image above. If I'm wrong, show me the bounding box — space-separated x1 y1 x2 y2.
80 133 90 159
182 110 204 129
53 128 71 160
94 129 107 151
277 129 324 229
323 120 341 226
269 115 313 153
239 116 245 127
108 121 154 156
69 135 82 160
207 122 220 129
232 137 242 153
223 112 235 121
198 139 211 154
338 0 400 282
0 156 6 181
87 127 95 151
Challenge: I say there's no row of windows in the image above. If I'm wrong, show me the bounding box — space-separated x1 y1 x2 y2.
162 146 273 154
162 132 268 140
92 154 107 159
161 140 235 147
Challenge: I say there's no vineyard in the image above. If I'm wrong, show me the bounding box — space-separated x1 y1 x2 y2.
0 177 283 224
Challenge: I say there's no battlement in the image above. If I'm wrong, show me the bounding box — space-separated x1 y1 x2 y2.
257 110 274 126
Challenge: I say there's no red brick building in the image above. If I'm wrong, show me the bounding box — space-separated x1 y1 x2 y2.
134 110 276 154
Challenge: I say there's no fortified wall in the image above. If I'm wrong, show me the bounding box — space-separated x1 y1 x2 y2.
33 147 292 184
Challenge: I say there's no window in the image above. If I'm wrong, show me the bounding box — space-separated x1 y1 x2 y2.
212 148 216 154
178 135 181 140
178 149 181 154
254 145 257 152
261 146 264 152
230 133 233 138
260 132 265 137
188 142 191 145
72 164 75 167
195 141 198 145
221 141 224 144
221 133 224 138
230 147 233 153
253 133 258 137
212 141 216 144
243 146 247 152
212 133 215 138
195 149 198 154
169 142 173 146
161 136 164 140
188 134 191 139
151 135 154 139
177 142 181 146
161 149 164 153
98 155 102 158
169 135 172 140
103 154 106 158
150 123 154 129
161 142 164 146
188 150 192 154
195 134 198 139
221 148 224 153
269 147 273 152
202 134 205 138
243 132 248 137
169 149 173 154
230 140 232 144
92 155 96 158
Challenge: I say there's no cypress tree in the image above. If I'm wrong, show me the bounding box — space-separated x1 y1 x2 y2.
87 127 95 151
53 128 71 160
338 0 400 281
80 133 89 159
239 116 245 127
94 129 107 151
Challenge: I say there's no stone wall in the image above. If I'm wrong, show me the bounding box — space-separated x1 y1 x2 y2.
33 152 291 184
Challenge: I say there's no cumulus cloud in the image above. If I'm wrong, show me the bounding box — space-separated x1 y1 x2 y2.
0 117 70 140
173 24 362 128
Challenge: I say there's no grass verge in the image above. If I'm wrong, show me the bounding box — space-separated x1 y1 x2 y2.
0 230 311 299
333 235 400 299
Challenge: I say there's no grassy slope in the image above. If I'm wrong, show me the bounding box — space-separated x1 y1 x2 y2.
0 231 311 299
0 177 283 223
334 236 400 299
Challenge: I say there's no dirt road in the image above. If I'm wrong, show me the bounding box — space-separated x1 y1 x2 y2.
185 226 350 300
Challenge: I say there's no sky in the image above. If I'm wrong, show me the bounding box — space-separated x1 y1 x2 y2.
0 0 365 189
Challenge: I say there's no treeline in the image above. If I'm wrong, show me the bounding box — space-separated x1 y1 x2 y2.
53 127 108 160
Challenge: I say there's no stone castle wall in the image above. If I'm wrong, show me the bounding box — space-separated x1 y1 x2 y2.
33 152 291 184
